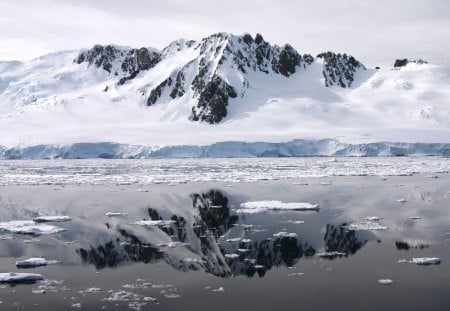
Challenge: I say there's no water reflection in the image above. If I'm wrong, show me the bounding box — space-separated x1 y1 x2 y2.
73 189 378 278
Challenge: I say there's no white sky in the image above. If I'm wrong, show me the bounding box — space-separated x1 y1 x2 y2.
0 0 449 67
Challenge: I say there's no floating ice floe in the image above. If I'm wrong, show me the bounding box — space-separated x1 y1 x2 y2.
344 222 388 231
409 216 422 220
316 251 347 258
130 220 175 227
157 241 188 248
285 220 305 224
225 238 241 242
16 257 58 268
378 279 394 285
106 212 128 217
0 220 66 235
224 253 240 259
0 272 44 283
397 257 441 265
273 231 298 238
238 200 319 214
396 198 407 203
364 216 382 221
32 216 71 223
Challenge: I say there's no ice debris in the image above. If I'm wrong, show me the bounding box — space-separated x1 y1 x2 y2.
130 220 175 226
344 222 388 231
0 272 44 283
32 216 71 223
273 231 298 238
238 200 319 214
0 220 66 235
378 279 394 285
16 257 58 268
316 251 347 258
397 257 441 265
106 212 128 217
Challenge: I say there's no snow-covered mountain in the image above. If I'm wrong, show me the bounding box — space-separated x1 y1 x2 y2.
0 32 449 158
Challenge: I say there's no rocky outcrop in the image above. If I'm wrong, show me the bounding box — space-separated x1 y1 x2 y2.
317 52 366 87
75 44 160 82
394 58 428 68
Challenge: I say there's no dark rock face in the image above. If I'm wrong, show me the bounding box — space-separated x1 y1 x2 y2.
317 51 366 87
394 58 427 68
75 44 160 82
191 76 237 123
147 77 172 106
394 59 409 68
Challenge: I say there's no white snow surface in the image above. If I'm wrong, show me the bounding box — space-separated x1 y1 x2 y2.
0 272 44 283
0 220 66 235
0 35 449 155
238 201 319 214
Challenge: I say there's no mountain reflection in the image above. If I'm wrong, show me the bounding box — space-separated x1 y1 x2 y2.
77 189 371 277
323 223 368 258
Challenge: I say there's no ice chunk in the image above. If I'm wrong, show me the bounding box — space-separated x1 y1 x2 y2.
378 279 394 285
316 251 347 258
345 222 388 231
238 200 319 214
16 257 58 268
131 220 175 226
364 216 382 221
273 231 298 238
106 212 128 217
157 241 188 248
412 257 441 265
396 198 407 203
0 220 65 235
0 272 44 283
224 253 240 259
32 216 71 223
225 238 241 242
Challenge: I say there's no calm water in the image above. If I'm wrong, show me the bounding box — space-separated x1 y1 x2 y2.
0 159 449 310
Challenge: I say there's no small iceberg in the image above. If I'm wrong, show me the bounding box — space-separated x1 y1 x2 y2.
364 216 382 221
106 212 128 217
397 257 441 265
131 220 175 227
238 200 319 214
378 279 394 285
273 231 298 238
412 257 441 265
344 222 388 231
224 253 240 259
15 258 59 268
32 216 71 223
316 251 347 258
0 272 44 283
0 220 66 235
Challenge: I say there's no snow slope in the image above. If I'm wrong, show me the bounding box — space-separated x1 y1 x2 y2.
0 32 449 157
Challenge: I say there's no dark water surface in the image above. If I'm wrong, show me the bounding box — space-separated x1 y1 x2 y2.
0 175 449 310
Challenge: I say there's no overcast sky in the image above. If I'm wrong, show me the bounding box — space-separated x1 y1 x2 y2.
1 0 449 67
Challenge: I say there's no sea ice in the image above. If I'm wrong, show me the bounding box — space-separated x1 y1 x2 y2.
378 279 394 285
16 257 58 268
397 257 441 265
238 200 319 214
273 231 298 238
130 220 175 227
316 251 347 258
106 212 128 217
412 257 441 265
0 220 66 235
224 254 240 259
344 222 388 231
32 216 71 223
0 272 44 283
364 216 382 221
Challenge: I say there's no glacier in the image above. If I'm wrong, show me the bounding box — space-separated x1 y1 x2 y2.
0 139 449 159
